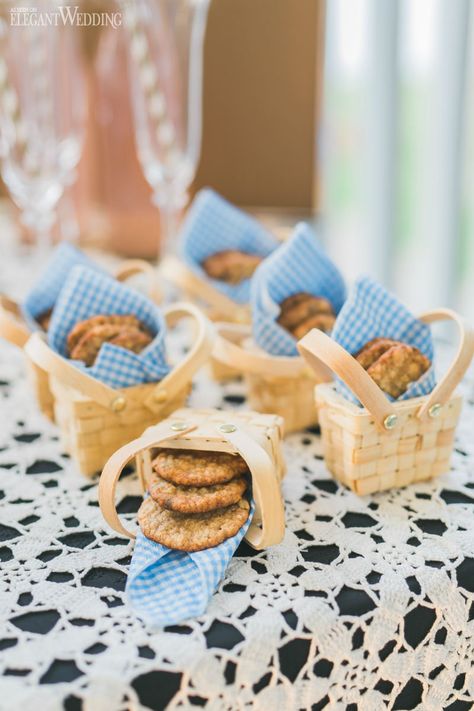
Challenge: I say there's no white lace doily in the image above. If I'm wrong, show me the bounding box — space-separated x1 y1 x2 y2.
1 247 474 711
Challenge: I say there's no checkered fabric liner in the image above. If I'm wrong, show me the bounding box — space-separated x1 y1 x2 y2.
332 276 436 405
22 243 101 330
48 266 169 389
127 500 254 627
180 188 278 304
251 223 347 356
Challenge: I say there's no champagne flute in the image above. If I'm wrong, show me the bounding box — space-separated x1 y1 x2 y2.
0 2 85 255
122 0 210 259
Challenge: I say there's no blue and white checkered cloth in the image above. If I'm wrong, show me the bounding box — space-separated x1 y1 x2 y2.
251 222 347 356
180 188 278 304
127 500 254 627
332 276 436 405
22 243 101 330
48 266 169 389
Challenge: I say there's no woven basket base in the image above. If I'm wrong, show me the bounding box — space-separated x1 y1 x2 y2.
209 357 241 382
245 371 319 433
316 383 462 495
51 378 190 477
26 357 55 422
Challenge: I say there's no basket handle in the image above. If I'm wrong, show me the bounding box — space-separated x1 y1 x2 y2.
298 329 397 429
219 423 285 549
298 307 474 429
98 421 198 539
161 255 249 320
0 294 30 348
114 259 161 304
416 308 474 419
25 302 214 414
213 322 332 379
98 419 285 549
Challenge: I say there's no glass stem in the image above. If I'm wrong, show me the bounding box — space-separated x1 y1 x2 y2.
158 197 180 262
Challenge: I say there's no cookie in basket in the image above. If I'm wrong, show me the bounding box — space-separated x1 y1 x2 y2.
355 338 431 398
138 496 250 552
67 314 153 366
36 308 53 332
202 250 263 285
152 448 249 486
277 292 336 340
149 475 247 514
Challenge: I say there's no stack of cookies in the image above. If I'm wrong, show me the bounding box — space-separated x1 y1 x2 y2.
202 250 263 285
66 314 153 366
138 448 251 551
277 292 336 340
354 338 430 398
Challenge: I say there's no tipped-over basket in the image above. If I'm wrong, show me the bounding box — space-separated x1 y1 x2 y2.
298 309 474 495
0 260 161 421
99 407 286 550
212 323 332 433
161 255 251 381
25 303 214 477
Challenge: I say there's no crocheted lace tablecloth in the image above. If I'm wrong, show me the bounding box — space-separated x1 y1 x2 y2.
1 253 474 711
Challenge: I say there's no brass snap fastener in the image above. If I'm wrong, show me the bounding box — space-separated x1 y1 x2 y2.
111 396 126 412
218 423 237 433
170 421 188 432
428 403 442 418
383 414 398 431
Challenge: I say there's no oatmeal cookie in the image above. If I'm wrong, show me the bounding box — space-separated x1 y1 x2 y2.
37 308 52 331
202 250 263 284
67 314 145 353
277 293 335 339
69 321 152 366
152 448 249 487
292 313 336 340
355 337 401 370
367 343 431 398
138 496 250 551
149 475 247 514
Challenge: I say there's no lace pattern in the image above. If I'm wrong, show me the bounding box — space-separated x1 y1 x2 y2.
1 250 474 710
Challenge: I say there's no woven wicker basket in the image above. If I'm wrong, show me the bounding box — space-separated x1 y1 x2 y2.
161 255 251 381
212 323 332 433
298 309 474 495
0 260 161 421
25 303 214 477
99 407 286 549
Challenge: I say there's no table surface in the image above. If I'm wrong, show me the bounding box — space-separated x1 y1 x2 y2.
1 247 474 711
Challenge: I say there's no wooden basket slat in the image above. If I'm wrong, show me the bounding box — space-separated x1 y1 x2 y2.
316 382 463 495
98 407 286 549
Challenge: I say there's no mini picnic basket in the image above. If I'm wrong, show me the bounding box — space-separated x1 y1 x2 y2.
99 407 286 550
298 309 474 495
0 260 160 421
212 323 332 433
25 303 214 477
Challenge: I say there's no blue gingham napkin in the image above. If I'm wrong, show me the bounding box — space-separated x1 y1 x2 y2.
251 222 347 356
332 276 436 404
48 266 169 389
127 500 254 627
180 188 278 304
22 243 101 330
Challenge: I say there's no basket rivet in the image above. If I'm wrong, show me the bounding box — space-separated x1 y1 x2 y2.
153 389 167 403
112 396 126 412
428 403 442 418
383 414 398 430
170 421 188 432
218 423 237 433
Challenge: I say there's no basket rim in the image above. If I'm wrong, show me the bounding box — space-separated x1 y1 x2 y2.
315 381 463 418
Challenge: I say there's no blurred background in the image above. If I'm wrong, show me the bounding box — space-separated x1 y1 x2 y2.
0 0 472 317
